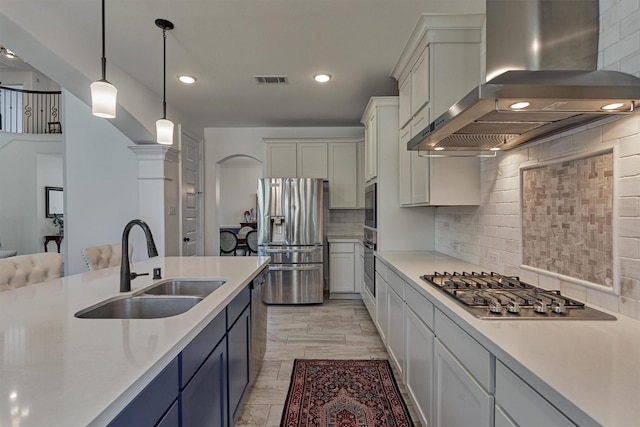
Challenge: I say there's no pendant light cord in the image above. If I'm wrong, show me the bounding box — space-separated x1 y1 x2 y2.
101 0 107 81
162 27 167 119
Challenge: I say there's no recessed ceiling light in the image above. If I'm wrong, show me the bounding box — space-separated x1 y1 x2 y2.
313 73 332 83
509 101 530 110
601 102 625 110
178 75 197 84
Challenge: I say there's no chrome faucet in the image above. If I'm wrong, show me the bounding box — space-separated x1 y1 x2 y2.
120 219 159 292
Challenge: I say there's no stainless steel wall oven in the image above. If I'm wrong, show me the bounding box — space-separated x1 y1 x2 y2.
363 228 376 299
364 183 377 229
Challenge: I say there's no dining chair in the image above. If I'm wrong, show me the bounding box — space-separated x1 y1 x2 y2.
0 252 63 291
220 230 239 256
245 230 258 255
81 243 133 271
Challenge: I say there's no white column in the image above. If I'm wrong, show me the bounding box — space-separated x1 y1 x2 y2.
129 145 180 257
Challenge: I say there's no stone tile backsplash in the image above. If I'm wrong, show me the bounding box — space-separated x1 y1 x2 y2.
521 152 614 287
435 114 640 320
325 209 364 237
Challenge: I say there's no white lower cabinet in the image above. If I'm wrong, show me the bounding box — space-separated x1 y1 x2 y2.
329 242 360 297
374 271 388 345
386 283 405 377
373 259 590 427
433 338 493 427
355 243 363 294
404 305 434 427
495 361 574 427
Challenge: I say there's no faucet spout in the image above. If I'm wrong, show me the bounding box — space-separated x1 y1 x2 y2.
120 219 159 292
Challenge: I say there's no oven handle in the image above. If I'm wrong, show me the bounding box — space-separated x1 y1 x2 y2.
268 264 323 272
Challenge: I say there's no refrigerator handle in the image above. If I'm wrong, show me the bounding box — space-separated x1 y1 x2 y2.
260 246 322 254
283 178 292 245
268 264 323 272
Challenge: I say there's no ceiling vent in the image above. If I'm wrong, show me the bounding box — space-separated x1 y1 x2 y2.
254 75 288 85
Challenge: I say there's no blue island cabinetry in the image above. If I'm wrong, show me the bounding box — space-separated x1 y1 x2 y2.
108 285 252 427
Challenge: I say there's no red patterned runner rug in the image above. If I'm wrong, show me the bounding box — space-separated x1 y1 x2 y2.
281 359 414 427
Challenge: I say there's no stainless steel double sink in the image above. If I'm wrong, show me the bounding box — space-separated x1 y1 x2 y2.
75 279 227 319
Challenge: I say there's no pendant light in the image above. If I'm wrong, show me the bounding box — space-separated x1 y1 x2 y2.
90 0 117 118
155 18 174 145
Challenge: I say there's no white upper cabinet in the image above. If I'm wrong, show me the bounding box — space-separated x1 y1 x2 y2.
297 143 328 179
361 97 398 184
328 138 365 209
410 46 429 116
264 139 328 178
364 110 378 182
398 74 412 130
266 142 298 177
265 137 364 208
392 13 484 207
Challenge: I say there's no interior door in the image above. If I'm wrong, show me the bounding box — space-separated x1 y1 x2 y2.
180 127 202 256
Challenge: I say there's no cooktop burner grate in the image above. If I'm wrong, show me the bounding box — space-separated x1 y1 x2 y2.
421 272 616 320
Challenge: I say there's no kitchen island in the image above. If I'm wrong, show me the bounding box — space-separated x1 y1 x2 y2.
0 256 269 426
376 251 640 427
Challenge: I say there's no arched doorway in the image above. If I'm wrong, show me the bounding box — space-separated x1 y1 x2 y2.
215 155 262 255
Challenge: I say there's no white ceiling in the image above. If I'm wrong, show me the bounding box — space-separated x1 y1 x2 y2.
1 1 484 131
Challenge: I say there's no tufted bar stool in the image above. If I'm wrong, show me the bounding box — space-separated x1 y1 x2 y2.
81 243 133 271
0 252 63 291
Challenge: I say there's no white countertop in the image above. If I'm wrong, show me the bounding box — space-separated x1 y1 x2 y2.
0 256 269 427
377 251 640 427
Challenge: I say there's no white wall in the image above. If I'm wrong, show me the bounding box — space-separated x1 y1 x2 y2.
0 134 63 255
204 126 363 254
219 157 262 227
63 90 140 275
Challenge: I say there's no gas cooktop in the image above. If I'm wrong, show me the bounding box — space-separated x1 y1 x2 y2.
422 272 616 320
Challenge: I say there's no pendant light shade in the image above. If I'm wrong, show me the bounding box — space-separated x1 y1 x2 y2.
90 81 117 118
156 118 174 145
155 18 174 145
91 0 117 118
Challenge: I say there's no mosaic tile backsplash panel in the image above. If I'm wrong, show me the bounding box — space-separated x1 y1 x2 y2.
521 152 614 287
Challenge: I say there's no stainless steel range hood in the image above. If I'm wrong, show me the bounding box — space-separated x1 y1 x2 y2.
408 0 640 153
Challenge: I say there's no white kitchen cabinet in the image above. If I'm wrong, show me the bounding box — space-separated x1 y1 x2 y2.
297 143 328 179
392 14 483 131
329 242 360 297
410 46 429 117
357 142 365 208
433 339 493 427
398 127 412 205
386 281 405 377
392 14 483 207
374 270 388 345
364 109 377 182
404 284 435 427
264 139 328 178
495 361 574 427
405 305 434 427
355 242 363 294
399 115 480 206
362 97 399 184
266 143 298 177
328 141 364 209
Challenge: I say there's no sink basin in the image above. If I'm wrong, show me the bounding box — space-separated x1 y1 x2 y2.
142 279 226 297
75 295 203 319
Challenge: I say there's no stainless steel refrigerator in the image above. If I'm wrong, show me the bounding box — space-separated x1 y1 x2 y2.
257 178 324 304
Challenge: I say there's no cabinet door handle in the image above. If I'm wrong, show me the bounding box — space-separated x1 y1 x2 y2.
183 237 191 242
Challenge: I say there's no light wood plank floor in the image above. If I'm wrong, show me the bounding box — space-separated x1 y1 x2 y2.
236 298 422 426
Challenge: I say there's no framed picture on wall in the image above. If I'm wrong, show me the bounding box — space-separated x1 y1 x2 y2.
45 186 63 218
